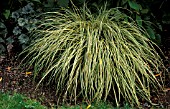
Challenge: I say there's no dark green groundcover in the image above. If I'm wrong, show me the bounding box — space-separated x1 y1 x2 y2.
0 92 47 109
0 92 132 109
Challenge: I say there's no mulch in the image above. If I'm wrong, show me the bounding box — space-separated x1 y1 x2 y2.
0 57 58 108
0 49 170 108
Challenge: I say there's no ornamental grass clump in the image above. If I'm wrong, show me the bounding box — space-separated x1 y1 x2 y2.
21 5 164 106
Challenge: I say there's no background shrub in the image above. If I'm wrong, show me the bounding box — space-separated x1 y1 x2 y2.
1 0 170 56
0 1 38 56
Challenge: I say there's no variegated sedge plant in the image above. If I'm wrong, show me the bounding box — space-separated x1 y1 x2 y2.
20 4 164 107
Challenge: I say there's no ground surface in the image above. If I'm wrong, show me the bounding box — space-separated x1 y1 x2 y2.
0 49 170 109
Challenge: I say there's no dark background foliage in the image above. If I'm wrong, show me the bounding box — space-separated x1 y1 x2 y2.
0 0 170 57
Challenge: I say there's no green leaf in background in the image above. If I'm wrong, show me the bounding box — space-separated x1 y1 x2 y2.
155 34 161 45
22 3 34 14
21 44 27 49
25 23 36 31
122 0 128 5
11 12 20 21
136 15 142 26
141 9 149 14
3 10 10 19
143 16 150 21
57 0 69 7
117 0 128 7
0 22 6 29
0 22 8 38
44 0 55 8
162 13 170 24
0 44 6 54
156 23 162 31
18 34 29 44
146 26 155 40
78 0 86 4
128 0 140 11
0 37 5 43
18 18 28 27
13 26 22 35
6 37 14 44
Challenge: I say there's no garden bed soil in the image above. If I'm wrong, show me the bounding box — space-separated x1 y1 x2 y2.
0 49 170 108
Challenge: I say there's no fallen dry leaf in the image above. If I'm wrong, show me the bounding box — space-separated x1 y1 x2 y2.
6 66 11 72
154 72 162 77
0 77 2 82
155 73 161 77
25 72 32 76
163 88 170 92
